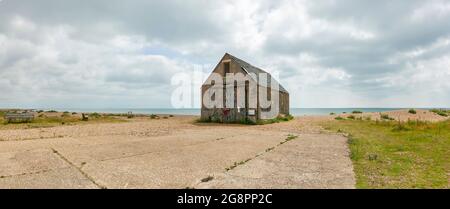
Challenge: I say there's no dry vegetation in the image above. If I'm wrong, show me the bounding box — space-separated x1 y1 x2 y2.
322 118 450 188
197 114 294 125
0 110 126 130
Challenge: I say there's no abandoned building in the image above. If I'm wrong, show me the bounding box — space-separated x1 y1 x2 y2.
201 53 289 123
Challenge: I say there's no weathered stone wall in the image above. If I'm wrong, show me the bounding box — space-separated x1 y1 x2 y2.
200 108 256 123
279 91 290 115
201 54 289 123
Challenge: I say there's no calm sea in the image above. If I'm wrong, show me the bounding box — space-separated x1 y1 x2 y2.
52 108 403 116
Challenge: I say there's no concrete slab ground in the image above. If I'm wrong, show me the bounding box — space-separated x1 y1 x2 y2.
0 118 356 189
196 134 355 189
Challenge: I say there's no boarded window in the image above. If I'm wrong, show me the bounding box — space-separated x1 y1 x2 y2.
224 62 230 74
245 81 249 109
234 81 237 108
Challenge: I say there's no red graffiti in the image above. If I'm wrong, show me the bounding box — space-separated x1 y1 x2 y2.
223 108 230 116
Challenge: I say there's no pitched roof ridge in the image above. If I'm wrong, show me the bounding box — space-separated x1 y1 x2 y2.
227 53 266 74
226 53 288 93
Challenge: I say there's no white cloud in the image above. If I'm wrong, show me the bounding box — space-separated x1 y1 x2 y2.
260 0 376 43
385 56 450 90
411 0 450 22
0 0 449 108
0 16 194 108
390 37 450 63
260 53 353 107
9 15 37 32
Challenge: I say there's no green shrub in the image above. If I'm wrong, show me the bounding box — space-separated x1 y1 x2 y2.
330 112 335 115
89 112 101 118
335 116 344 120
352 110 363 114
276 114 294 121
347 115 356 120
240 118 256 125
380 114 394 120
430 109 448 117
257 114 294 125
408 109 417 114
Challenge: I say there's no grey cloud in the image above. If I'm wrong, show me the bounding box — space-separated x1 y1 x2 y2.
0 0 224 44
0 0 449 108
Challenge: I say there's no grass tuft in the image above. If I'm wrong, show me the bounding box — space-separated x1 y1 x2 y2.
256 114 294 125
322 119 450 188
430 109 449 117
89 112 101 118
286 134 298 141
334 116 344 120
380 113 394 120
198 114 294 125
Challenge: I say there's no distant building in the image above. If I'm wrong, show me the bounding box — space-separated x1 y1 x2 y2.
201 53 289 123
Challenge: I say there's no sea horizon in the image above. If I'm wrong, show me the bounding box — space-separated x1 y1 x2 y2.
16 107 447 116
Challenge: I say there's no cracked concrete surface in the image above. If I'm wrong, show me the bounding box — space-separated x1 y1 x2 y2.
196 134 355 189
0 116 355 189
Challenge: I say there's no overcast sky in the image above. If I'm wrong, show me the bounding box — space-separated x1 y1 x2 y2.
1 0 449 108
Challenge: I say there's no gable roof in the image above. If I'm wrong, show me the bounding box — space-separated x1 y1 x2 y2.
226 53 288 93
